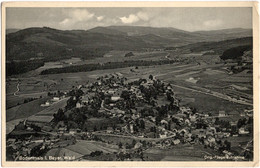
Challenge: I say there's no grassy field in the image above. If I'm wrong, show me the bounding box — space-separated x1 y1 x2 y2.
171 86 250 117
144 144 219 161
81 50 169 65
6 118 26 134
27 97 69 123
6 95 26 109
66 140 119 155
6 97 48 122
45 148 83 159
45 140 119 159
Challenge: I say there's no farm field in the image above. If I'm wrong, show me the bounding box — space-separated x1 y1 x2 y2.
82 50 169 65
224 136 253 153
45 148 83 159
45 140 119 159
66 140 119 154
6 118 26 134
144 144 219 161
6 97 48 122
27 97 69 123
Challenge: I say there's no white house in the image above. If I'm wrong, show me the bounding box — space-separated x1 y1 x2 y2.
239 127 249 135
76 102 82 108
111 96 121 101
53 97 60 101
219 110 226 117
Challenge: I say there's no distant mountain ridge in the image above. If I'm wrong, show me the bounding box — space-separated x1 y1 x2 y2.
6 26 252 61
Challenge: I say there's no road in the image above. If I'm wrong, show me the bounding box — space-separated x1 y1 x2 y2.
13 82 47 97
13 83 20 96
92 132 176 141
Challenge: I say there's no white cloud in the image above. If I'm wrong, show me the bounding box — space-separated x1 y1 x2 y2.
59 18 70 25
70 9 94 21
203 19 223 28
137 12 149 21
119 11 150 24
97 16 104 21
59 9 95 27
120 14 140 24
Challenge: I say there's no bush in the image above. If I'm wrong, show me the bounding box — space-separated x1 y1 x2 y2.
90 151 103 157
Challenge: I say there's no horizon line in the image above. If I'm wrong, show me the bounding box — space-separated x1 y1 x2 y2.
5 25 253 33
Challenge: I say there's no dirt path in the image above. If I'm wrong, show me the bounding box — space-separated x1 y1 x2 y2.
13 83 20 96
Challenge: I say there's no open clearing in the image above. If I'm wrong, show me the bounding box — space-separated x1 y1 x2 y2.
66 140 119 155
144 144 218 161
83 51 169 64
45 140 119 159
27 97 69 123
6 97 48 122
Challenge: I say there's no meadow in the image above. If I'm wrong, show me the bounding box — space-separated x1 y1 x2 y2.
45 140 119 159
144 144 219 161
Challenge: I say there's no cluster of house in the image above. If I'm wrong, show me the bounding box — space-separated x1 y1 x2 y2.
66 74 252 154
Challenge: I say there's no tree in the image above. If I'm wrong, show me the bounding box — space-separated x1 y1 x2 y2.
118 142 123 149
237 119 245 128
132 139 136 148
149 74 153 80
121 90 131 100
168 122 171 130
53 108 66 122
94 125 97 132
140 120 145 129
155 116 161 125
224 140 231 151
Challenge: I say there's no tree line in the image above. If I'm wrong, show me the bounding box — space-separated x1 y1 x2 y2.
40 59 176 75
6 60 44 76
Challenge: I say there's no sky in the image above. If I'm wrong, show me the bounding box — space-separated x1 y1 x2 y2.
6 7 252 32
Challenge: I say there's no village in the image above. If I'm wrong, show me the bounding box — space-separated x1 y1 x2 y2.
6 73 253 161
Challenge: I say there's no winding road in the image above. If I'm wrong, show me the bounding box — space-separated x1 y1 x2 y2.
13 83 20 96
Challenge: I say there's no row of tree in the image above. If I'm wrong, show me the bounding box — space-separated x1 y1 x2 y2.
40 60 176 75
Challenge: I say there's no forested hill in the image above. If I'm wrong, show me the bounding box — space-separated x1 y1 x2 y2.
6 26 252 62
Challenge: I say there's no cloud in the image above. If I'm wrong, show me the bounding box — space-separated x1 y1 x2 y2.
70 9 94 21
97 16 104 21
137 12 149 21
203 19 223 28
59 9 95 27
59 18 70 25
120 14 140 24
119 11 151 24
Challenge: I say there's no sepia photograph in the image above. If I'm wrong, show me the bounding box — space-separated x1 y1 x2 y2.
1 1 259 167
